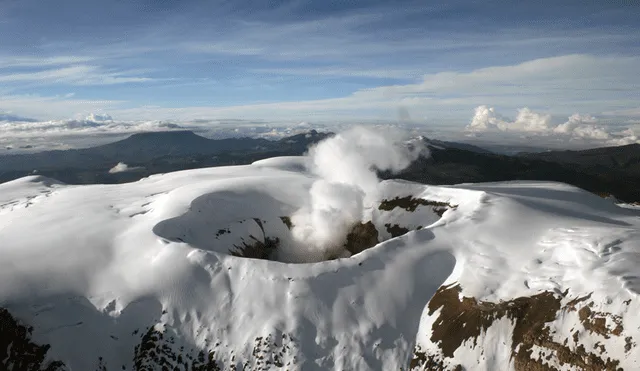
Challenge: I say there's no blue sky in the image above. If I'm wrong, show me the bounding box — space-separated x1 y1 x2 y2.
0 0 639 126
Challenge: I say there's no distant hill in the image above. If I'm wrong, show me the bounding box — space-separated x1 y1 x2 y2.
391 143 640 202
2 130 639 202
0 130 333 185
518 143 640 169
0 130 332 172
420 137 493 154
90 130 275 162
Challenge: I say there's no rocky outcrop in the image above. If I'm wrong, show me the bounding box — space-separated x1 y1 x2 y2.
0 308 66 371
379 196 456 216
409 284 635 371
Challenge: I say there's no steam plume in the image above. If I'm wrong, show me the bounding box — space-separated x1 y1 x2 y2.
287 126 425 262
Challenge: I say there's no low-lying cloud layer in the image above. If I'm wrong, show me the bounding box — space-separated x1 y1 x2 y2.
1 105 639 155
466 105 639 147
0 115 188 152
0 115 182 138
0 114 410 153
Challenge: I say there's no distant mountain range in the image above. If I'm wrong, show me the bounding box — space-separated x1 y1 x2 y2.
392 142 640 202
0 130 331 184
1 130 639 202
0 130 330 171
519 143 640 167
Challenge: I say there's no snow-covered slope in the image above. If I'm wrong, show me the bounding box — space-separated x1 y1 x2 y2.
1 156 640 370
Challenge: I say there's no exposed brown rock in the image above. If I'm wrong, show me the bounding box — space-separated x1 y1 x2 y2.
344 221 379 255
578 304 624 339
279 216 293 230
133 325 222 370
215 228 230 237
413 284 626 371
384 223 410 238
229 235 280 260
566 293 592 311
229 218 280 260
379 196 456 216
625 336 635 353
409 346 456 370
427 283 561 358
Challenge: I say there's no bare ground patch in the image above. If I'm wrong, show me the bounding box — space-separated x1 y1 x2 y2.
408 284 633 371
379 196 456 216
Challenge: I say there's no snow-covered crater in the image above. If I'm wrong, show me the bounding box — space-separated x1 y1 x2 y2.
152 179 459 264
0 160 463 370
2 148 640 369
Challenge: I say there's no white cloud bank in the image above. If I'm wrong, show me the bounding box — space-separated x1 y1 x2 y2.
0 117 183 138
0 114 188 153
466 106 639 146
0 115 349 153
86 113 113 122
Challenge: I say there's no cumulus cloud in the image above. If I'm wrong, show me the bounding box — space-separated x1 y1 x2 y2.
108 162 143 174
467 106 508 131
511 108 552 132
284 126 426 263
607 128 640 146
552 114 614 141
86 113 113 122
467 106 552 133
465 106 639 146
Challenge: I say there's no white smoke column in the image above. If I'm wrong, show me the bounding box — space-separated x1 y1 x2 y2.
288 126 425 262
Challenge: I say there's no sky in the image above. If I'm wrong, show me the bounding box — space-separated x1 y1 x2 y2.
0 0 639 150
